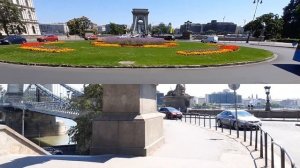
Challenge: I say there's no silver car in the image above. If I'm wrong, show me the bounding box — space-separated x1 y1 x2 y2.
216 110 262 129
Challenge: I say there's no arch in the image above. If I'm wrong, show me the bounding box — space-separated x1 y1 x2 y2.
131 9 149 35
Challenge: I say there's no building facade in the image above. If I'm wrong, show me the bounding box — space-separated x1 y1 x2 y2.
0 0 41 35
179 20 237 35
206 89 242 105
203 20 237 35
39 23 69 35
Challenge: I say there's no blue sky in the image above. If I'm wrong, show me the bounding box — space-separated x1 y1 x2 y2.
35 0 290 28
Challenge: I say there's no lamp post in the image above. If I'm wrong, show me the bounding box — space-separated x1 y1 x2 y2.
261 22 266 41
264 86 271 111
228 84 240 138
21 101 25 136
246 0 263 43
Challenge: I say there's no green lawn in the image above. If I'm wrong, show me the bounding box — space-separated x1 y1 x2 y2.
0 41 273 67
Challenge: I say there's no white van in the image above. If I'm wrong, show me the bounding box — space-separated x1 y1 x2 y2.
201 36 219 43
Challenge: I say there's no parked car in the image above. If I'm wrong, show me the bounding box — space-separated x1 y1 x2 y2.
159 107 183 119
292 40 300 62
153 35 175 41
216 110 261 129
37 35 59 42
201 36 218 43
0 35 27 45
43 147 63 155
84 34 98 40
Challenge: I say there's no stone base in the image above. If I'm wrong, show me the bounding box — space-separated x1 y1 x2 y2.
90 113 164 156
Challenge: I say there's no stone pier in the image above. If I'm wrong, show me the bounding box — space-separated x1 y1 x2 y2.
91 84 164 156
1 110 67 138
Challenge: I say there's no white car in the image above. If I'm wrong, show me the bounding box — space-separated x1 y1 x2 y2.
201 36 219 43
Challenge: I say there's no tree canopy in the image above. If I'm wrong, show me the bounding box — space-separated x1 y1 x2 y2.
67 16 93 37
0 0 25 35
244 13 283 40
282 0 300 38
151 23 171 35
68 84 103 154
108 23 126 35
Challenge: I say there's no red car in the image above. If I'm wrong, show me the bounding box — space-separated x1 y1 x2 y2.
159 107 183 119
84 35 98 40
37 35 59 42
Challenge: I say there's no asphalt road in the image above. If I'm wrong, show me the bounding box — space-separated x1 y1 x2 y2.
0 43 299 83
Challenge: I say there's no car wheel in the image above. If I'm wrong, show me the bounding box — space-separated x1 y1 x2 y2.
217 120 222 127
233 122 239 130
167 114 172 120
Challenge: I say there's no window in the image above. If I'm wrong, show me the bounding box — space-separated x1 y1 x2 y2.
32 26 36 34
16 0 20 5
25 0 29 7
28 11 32 20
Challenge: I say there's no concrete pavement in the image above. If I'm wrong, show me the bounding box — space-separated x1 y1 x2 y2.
0 120 255 168
261 121 300 166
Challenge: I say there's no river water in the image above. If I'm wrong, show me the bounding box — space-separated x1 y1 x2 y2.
31 117 77 147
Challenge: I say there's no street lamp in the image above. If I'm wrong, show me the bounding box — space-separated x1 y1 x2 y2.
21 101 25 136
264 86 271 111
261 22 266 41
228 84 240 138
246 0 263 43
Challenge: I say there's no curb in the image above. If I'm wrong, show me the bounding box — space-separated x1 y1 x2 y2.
0 54 276 69
249 43 297 49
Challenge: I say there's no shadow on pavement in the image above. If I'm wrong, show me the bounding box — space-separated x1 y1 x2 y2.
273 64 300 76
0 155 133 168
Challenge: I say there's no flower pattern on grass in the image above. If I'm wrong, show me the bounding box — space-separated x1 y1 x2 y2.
92 37 177 48
176 44 240 56
20 42 74 53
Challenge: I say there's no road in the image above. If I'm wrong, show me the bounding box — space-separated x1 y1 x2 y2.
0 43 299 83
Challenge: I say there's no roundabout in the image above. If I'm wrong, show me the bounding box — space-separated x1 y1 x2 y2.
0 41 298 84
0 40 272 68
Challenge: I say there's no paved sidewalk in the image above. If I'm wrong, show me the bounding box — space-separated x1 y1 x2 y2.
0 120 255 168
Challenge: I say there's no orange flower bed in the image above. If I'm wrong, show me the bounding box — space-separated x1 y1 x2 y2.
176 44 240 56
20 42 74 53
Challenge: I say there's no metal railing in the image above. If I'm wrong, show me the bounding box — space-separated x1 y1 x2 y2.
9 101 80 119
179 113 297 168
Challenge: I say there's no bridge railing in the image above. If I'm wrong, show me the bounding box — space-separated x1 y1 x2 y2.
9 102 80 119
180 113 297 168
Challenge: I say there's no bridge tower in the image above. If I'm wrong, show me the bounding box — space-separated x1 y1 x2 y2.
131 9 149 35
5 84 24 103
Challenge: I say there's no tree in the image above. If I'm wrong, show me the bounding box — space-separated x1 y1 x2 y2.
108 23 126 35
282 0 300 38
67 16 93 37
68 84 103 154
158 23 168 34
244 13 283 40
0 0 25 35
151 23 169 35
